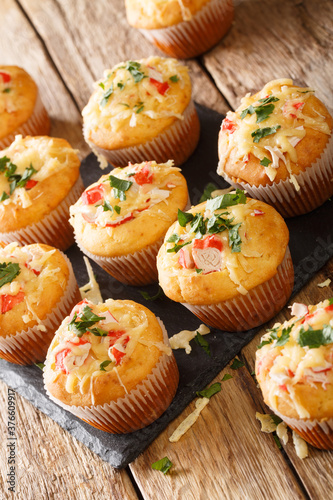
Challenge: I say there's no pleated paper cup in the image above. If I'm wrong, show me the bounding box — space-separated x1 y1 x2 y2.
86 99 200 168
221 131 333 218
75 235 165 286
139 0 234 59
182 247 294 332
0 92 50 150
0 254 81 365
0 176 84 251
44 319 179 434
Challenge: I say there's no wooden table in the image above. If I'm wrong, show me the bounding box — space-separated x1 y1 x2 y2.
0 0 332 498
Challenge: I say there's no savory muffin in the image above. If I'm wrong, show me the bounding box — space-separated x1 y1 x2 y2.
157 190 294 331
70 160 189 286
256 299 333 449
125 0 234 59
217 78 333 217
0 135 83 250
82 56 200 168
0 242 81 365
0 66 50 149
44 298 179 433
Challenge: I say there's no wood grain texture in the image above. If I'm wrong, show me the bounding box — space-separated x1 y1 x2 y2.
17 0 230 115
204 0 333 110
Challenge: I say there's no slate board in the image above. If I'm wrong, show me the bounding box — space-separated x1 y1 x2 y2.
0 104 333 468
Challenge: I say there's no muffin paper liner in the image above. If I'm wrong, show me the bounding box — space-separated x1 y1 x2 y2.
182 247 294 331
139 0 234 59
75 234 165 286
0 176 84 251
44 319 179 434
0 254 81 365
271 409 333 450
87 99 200 168
221 131 333 218
0 92 50 150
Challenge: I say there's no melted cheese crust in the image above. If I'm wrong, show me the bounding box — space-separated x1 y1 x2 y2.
44 299 169 407
157 197 289 304
256 299 333 420
82 56 192 150
0 243 70 337
70 160 188 257
0 66 38 140
125 0 210 29
0 135 80 231
218 79 332 187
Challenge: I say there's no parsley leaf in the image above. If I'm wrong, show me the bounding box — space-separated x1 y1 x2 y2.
260 157 272 167
3 88 11 93
206 189 246 212
275 326 292 347
167 233 181 244
0 262 21 288
100 360 112 371
196 382 221 398
114 205 121 214
298 324 333 349
195 268 203 274
0 191 9 202
16 164 37 188
230 358 244 370
194 332 210 356
240 105 255 119
88 327 109 336
273 434 282 449
329 297 333 305
126 61 147 83
251 125 281 143
100 83 114 107
222 373 232 381
102 200 113 212
69 306 106 337
109 176 133 201
151 457 173 474
270 414 283 426
117 82 125 90
139 286 165 301
228 222 242 253
190 214 206 237
258 96 279 105
0 156 10 172
35 362 45 370
167 241 191 253
169 75 179 83
255 103 275 123
177 209 194 227
199 182 218 202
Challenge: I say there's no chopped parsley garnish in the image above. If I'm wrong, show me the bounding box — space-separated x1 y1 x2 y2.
230 358 244 370
196 382 221 398
135 103 144 114
221 373 232 381
270 414 283 426
114 205 121 214
169 75 179 83
167 241 191 253
16 164 37 188
0 262 21 288
298 324 333 349
117 82 125 90
329 297 333 305
199 182 218 202
109 176 133 201
0 191 9 202
258 96 280 105
100 360 112 371
240 96 279 123
273 434 282 449
35 362 45 370
151 457 173 474
177 209 194 227
258 325 292 349
120 102 130 108
102 200 113 212
205 189 246 212
167 233 181 244
100 83 114 107
3 88 11 93
126 61 147 83
98 82 105 90
260 157 272 167
0 158 37 196
195 268 203 274
194 332 210 356
275 326 291 347
251 125 281 143
69 305 106 337
228 222 242 253
139 286 165 301
89 327 109 336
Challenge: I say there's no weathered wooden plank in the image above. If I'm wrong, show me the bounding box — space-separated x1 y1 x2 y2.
17 0 230 115
204 0 333 110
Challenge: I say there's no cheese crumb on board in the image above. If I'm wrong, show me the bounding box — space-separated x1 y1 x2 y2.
169 397 210 442
292 431 308 459
255 412 278 433
169 324 210 354
317 278 331 288
276 422 289 445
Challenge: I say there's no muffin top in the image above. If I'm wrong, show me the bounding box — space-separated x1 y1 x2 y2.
70 160 188 257
218 79 332 188
0 66 38 141
44 299 172 407
255 299 333 420
157 190 289 305
0 242 70 337
0 135 80 232
82 56 192 150
125 0 210 29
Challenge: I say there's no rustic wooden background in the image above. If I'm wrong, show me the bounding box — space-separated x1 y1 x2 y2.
0 0 332 498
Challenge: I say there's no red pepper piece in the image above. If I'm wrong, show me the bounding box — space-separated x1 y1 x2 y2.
0 72 11 83
25 180 38 190
82 184 104 205
222 118 236 134
149 78 170 95
0 291 25 314
325 304 333 312
133 164 154 185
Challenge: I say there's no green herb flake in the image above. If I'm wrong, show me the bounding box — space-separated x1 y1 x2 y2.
100 83 114 107
0 262 21 289
254 103 276 123
114 205 121 214
3 88 11 93
0 191 9 202
35 362 45 370
167 241 191 254
260 157 272 167
167 233 181 244
206 189 246 212
257 339 273 349
177 209 194 227
139 286 165 301
117 82 125 90
251 125 281 143
0 156 10 172
102 200 113 212
199 182 218 202
230 358 244 370
119 102 130 108
228 222 242 253
222 373 232 381
135 104 144 114
151 457 173 474
270 414 283 426
109 175 133 201
240 105 255 120
100 360 112 372
170 75 180 83
298 324 333 349
98 82 105 90
329 297 333 305
275 326 292 347
273 434 282 449
195 268 203 274
89 327 109 337
17 164 37 189
196 382 221 399
258 96 279 105
194 332 210 356
69 305 106 337
126 61 147 83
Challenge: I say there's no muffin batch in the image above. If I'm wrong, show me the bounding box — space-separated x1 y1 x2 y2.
1 0 333 446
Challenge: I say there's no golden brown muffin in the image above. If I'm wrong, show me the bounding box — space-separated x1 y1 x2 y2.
256 299 333 449
125 0 234 59
82 56 200 167
44 299 179 433
0 242 81 365
0 66 50 149
70 160 189 285
0 135 83 250
157 190 294 331
217 78 333 217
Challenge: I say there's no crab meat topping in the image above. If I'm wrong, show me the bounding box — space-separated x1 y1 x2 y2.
290 302 309 318
192 235 223 274
178 246 195 269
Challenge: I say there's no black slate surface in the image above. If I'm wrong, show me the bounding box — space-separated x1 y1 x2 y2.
0 104 333 468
